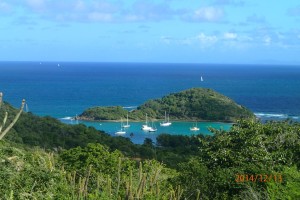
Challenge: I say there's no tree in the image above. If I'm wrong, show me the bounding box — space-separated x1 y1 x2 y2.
0 92 25 140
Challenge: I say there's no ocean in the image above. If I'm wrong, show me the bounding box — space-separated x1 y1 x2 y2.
1 62 300 143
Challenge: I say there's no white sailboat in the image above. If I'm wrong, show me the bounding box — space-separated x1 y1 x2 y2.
115 128 126 135
149 121 157 132
115 119 126 135
122 113 130 128
190 122 200 131
201 76 204 82
141 114 152 131
160 111 172 126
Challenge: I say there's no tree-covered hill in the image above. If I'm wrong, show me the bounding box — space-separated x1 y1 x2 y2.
79 88 254 122
1 101 201 166
0 102 137 155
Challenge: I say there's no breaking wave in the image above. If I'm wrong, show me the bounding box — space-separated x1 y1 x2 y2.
255 113 300 120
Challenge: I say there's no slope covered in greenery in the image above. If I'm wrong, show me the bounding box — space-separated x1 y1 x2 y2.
0 141 180 199
1 101 300 199
1 102 199 166
79 88 254 122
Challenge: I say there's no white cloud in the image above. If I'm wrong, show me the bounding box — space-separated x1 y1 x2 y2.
4 1 225 24
88 12 113 22
159 34 219 47
263 35 271 45
213 0 245 7
182 7 224 22
124 14 141 22
12 1 178 23
0 0 11 12
91 1 119 13
126 1 176 22
74 0 86 12
160 36 172 45
246 14 266 24
26 0 46 11
197 33 218 44
193 7 224 22
224 32 237 40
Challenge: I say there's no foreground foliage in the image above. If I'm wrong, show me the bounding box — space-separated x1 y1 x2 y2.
0 141 182 199
174 119 300 199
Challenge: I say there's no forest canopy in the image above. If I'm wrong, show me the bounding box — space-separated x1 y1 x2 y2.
79 88 254 122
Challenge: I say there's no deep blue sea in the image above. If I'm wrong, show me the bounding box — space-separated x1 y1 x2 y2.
1 62 300 143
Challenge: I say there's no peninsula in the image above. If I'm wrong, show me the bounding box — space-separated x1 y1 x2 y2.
78 88 254 122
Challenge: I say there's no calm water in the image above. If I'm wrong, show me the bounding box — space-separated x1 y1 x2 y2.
61 119 231 144
1 62 300 143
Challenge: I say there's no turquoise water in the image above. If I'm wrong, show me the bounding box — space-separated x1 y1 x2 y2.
60 118 232 144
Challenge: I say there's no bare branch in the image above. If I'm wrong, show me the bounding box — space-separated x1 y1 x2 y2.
0 92 25 140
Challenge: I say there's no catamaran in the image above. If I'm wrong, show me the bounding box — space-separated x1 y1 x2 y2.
160 111 172 126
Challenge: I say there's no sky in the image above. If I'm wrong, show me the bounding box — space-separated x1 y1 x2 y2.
1 0 300 64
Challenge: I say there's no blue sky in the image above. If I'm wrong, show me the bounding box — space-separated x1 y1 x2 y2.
1 0 300 64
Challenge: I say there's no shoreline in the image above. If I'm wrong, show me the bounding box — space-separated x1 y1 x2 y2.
74 117 235 124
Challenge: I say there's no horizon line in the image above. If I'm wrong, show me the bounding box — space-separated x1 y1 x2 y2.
1 60 300 66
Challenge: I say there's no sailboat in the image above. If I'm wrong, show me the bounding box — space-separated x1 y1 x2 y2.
115 119 126 135
149 121 157 132
160 111 172 126
141 114 152 131
201 76 204 82
190 122 200 131
122 113 130 128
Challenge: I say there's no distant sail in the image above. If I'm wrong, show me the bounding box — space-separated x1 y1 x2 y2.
25 104 29 112
201 76 204 81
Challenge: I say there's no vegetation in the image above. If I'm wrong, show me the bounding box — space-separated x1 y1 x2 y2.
174 119 300 199
79 88 254 122
78 106 129 121
0 92 25 140
0 141 182 199
1 98 299 199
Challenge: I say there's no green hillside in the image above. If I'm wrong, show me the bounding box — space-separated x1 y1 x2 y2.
1 97 299 199
79 88 254 122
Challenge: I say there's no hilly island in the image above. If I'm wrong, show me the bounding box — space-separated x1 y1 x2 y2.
78 88 254 122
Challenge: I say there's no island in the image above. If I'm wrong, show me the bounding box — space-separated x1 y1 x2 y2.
77 88 254 122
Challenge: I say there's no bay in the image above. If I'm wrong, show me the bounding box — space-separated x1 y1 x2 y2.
1 61 300 143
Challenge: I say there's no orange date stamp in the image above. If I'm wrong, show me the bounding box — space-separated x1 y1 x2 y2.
235 174 283 183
